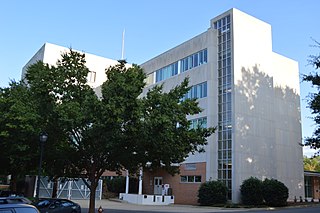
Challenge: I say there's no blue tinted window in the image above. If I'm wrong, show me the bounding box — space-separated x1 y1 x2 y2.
190 117 207 129
183 81 207 100
204 49 208 63
194 54 198 67
154 49 207 82
203 82 207 97
199 51 203 64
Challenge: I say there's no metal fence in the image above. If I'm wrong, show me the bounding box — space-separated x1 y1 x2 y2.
34 177 103 200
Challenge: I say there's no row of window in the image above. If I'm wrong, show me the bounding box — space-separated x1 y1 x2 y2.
182 82 207 100
215 14 233 200
155 49 208 82
218 140 232 150
218 170 232 180
218 122 232 132
155 62 178 83
218 111 232 123
218 150 232 160
189 117 207 129
214 15 231 30
180 175 202 183
218 130 232 141
180 49 208 72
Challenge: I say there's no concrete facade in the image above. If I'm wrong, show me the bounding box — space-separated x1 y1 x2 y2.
140 8 304 204
21 42 119 95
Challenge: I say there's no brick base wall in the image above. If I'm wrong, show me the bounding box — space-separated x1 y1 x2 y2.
143 162 206 205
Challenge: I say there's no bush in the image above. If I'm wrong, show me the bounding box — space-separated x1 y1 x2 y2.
106 177 125 194
105 176 138 195
198 180 228 205
240 177 263 205
262 179 288 207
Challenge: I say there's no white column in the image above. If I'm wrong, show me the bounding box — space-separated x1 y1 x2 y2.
125 170 129 194
138 168 143 195
68 181 72 200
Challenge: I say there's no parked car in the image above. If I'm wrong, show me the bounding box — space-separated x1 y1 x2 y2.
0 191 18 197
0 203 39 212
0 196 32 204
33 198 81 213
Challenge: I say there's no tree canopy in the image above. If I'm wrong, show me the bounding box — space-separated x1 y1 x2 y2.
21 49 215 213
303 40 320 155
303 156 320 172
0 81 40 191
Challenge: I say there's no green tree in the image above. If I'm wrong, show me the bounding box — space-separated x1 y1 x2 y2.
26 59 79 198
303 156 320 171
0 81 40 192
25 50 215 213
303 40 320 154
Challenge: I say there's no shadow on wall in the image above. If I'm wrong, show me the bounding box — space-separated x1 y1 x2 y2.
234 64 301 179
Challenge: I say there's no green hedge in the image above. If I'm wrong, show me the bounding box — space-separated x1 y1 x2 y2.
240 177 263 205
198 180 227 205
240 177 288 207
262 178 288 207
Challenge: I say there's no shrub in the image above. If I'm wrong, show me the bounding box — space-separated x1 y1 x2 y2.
105 177 125 194
105 177 138 194
262 178 288 207
198 180 228 205
240 177 263 205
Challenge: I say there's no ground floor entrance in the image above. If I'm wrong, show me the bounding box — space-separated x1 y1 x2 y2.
154 177 163 195
304 171 320 200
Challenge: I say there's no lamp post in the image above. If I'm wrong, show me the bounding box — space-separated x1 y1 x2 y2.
36 132 48 199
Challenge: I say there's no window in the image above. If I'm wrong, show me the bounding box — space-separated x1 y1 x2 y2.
188 176 195 182
180 176 187 183
203 49 208 63
180 175 202 183
305 176 313 198
153 49 208 82
87 71 96 83
182 82 207 100
190 117 207 129
155 62 179 82
195 176 202 182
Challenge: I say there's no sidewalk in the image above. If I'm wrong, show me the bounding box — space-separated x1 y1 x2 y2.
73 199 252 212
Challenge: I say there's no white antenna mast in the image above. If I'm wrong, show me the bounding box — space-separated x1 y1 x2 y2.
121 29 125 60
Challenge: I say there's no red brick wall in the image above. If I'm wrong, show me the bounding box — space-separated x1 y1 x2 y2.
143 162 206 205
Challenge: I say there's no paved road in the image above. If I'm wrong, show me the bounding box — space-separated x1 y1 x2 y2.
74 199 320 213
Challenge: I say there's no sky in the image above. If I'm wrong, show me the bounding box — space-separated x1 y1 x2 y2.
1 0 319 156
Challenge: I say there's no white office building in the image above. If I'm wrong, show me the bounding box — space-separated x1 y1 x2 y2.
140 8 304 203
22 8 304 204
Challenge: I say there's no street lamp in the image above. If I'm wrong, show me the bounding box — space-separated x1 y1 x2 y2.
36 132 48 199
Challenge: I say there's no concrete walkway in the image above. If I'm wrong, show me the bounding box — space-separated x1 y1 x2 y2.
73 199 254 212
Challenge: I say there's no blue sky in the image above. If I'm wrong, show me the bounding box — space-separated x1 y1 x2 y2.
0 0 319 156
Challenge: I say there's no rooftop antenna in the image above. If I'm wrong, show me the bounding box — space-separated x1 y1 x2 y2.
121 29 125 60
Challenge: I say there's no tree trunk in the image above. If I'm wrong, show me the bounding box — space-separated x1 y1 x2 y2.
88 180 97 213
51 176 58 198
